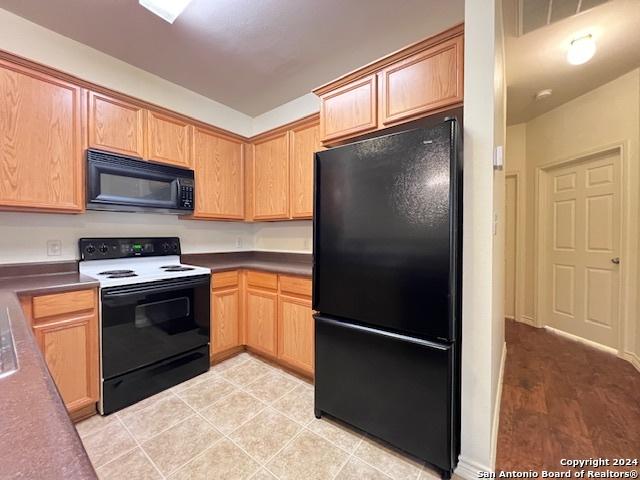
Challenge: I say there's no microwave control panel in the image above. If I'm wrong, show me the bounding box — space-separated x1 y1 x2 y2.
179 179 194 210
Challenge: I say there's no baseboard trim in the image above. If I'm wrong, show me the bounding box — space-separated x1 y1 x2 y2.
519 314 536 326
543 326 618 355
491 342 507 469
456 456 493 479
620 351 640 373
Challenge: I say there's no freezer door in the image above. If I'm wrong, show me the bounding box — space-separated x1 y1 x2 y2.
313 121 459 341
314 315 456 473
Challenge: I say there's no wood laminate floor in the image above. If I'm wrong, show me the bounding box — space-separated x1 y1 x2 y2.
496 320 640 472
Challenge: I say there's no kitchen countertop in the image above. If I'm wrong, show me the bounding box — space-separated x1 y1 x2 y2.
0 267 99 480
182 251 312 277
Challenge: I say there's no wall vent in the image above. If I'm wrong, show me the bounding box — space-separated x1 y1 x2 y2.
518 0 609 36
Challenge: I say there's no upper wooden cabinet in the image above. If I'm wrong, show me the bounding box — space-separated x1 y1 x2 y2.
318 74 377 143
191 127 244 220
246 115 320 222
88 91 145 158
146 110 192 168
0 59 84 213
314 24 464 145
88 92 195 169
290 121 321 219
379 35 463 126
251 132 290 220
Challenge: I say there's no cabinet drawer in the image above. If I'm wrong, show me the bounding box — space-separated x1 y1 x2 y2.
32 290 96 320
247 271 278 290
212 271 239 290
279 275 312 298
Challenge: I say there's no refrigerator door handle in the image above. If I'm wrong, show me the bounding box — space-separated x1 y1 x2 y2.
314 315 450 350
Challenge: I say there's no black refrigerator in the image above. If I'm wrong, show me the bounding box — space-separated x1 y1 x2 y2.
313 118 462 479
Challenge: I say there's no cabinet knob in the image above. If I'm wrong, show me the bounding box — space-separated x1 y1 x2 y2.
611 257 620 265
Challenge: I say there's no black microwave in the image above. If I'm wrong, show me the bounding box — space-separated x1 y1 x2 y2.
86 149 194 214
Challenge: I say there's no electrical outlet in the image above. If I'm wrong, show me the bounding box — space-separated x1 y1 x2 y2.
47 240 62 256
235 237 243 249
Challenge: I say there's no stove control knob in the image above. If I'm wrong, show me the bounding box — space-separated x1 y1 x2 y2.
85 244 96 255
98 243 109 254
171 242 179 252
161 242 170 252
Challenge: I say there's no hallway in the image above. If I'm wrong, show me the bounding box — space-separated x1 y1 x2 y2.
496 320 640 471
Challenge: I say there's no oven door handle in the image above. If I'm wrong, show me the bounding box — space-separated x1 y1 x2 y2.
102 276 210 298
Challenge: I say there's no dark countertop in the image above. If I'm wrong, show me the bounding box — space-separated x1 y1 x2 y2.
182 251 312 277
0 268 99 480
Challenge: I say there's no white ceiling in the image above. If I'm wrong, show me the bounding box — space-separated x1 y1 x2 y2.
0 0 464 116
504 0 640 125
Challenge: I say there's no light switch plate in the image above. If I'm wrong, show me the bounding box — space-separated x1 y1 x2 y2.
494 145 504 171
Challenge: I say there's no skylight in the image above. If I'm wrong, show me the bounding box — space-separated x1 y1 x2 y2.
139 0 193 24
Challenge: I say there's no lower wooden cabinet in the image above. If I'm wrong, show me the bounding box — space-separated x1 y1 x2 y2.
210 270 314 377
210 271 242 360
278 294 314 375
245 287 278 357
211 288 240 358
21 289 99 421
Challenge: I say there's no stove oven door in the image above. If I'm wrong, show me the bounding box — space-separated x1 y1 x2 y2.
101 275 210 381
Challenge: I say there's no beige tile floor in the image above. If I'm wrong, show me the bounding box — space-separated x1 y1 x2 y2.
77 352 441 480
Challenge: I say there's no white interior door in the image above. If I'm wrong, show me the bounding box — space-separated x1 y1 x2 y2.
505 175 517 319
544 151 620 348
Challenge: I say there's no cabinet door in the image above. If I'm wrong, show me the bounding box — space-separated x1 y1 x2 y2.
87 91 145 157
252 132 289 220
193 127 244 219
211 287 240 357
278 294 314 376
146 110 192 168
289 121 320 219
319 74 377 144
245 288 278 356
379 35 463 126
0 60 83 212
32 313 99 413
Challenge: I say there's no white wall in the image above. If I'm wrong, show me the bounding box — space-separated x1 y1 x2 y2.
505 124 526 173
253 221 313 253
506 69 640 368
252 93 320 135
0 211 255 264
523 69 640 322
457 0 506 476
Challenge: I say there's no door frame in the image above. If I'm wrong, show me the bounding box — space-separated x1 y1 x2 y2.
533 142 636 356
505 172 524 323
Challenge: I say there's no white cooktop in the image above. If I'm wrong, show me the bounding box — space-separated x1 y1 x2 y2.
79 255 211 288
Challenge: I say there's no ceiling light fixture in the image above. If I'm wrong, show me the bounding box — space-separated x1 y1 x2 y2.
567 34 596 65
139 0 193 24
